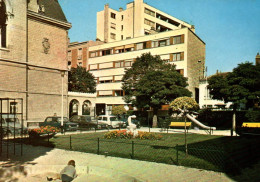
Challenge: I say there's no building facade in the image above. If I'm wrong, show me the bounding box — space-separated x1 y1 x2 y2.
88 28 205 115
68 40 103 69
97 0 194 43
0 0 71 121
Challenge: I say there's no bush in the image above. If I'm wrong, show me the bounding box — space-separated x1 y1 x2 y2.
245 110 260 122
28 126 60 138
112 105 126 116
197 109 246 129
136 131 162 140
104 130 162 140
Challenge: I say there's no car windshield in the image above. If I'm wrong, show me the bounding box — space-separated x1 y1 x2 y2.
110 117 118 122
57 117 69 122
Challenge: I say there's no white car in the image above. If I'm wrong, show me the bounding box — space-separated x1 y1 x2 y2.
97 115 126 129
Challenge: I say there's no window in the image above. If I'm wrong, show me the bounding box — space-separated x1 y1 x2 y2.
176 69 184 75
0 0 7 48
114 90 124 96
115 61 124 68
102 49 111 56
136 42 147 50
124 61 132 67
68 61 71 66
111 12 116 19
111 23 116 29
144 19 155 27
78 62 82 66
121 35 123 40
159 40 167 47
144 8 155 17
121 25 123 31
173 36 181 44
78 48 82 60
172 52 184 61
110 33 116 40
121 15 124 20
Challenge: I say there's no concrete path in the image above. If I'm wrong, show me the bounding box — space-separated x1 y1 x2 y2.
0 128 236 182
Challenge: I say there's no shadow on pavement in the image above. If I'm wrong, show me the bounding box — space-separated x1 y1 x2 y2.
0 139 54 182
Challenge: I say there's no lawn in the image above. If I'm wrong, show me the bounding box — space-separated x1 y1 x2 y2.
21 131 260 176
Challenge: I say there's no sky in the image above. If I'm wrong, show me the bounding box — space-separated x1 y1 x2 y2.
59 0 260 76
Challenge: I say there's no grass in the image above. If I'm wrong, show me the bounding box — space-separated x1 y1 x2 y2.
18 131 260 177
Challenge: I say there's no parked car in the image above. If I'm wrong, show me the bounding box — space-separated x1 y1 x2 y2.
70 115 108 129
97 115 126 129
39 116 78 131
0 114 27 136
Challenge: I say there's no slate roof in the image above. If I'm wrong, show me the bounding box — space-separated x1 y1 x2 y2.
38 0 68 22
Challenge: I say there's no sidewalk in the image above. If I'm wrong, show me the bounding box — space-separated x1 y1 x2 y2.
0 143 234 182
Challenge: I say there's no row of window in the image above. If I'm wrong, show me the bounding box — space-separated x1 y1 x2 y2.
97 90 125 97
97 69 184 85
89 34 184 58
89 59 134 71
144 7 181 28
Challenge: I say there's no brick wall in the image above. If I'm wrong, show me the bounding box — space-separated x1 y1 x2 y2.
187 29 206 97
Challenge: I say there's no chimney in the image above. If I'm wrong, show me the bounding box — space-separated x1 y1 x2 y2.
119 7 123 12
256 52 260 65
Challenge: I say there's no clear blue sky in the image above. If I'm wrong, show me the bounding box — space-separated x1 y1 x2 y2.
59 0 260 76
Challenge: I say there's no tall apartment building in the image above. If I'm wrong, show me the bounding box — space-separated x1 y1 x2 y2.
0 0 71 120
97 0 194 43
67 0 205 116
88 28 205 115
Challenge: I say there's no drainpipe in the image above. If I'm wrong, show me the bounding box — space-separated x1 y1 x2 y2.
26 0 29 120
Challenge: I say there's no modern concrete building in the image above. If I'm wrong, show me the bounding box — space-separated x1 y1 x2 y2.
97 0 195 43
68 40 103 69
88 28 205 115
67 0 205 116
0 0 71 121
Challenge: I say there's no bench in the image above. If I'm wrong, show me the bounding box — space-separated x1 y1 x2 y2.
169 122 192 128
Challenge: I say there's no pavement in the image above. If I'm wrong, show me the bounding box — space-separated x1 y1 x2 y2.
0 128 236 182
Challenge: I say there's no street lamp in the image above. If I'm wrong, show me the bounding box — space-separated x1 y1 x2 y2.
61 70 65 129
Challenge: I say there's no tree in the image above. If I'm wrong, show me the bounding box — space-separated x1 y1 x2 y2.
208 62 260 135
68 67 96 93
122 53 191 127
112 105 126 116
170 97 199 155
170 96 199 112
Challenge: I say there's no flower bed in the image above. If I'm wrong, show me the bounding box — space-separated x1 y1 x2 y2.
28 126 60 138
104 130 162 140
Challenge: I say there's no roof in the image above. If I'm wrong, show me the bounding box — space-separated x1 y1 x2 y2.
38 0 68 23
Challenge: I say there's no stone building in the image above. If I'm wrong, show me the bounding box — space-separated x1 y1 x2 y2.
0 0 71 121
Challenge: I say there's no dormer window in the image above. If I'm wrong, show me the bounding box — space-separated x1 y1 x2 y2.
0 0 7 48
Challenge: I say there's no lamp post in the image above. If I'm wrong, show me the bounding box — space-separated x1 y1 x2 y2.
61 71 65 129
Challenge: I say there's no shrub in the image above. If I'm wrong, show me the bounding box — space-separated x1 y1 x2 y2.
170 97 199 112
104 130 162 140
136 131 162 140
104 130 133 139
112 105 126 116
245 110 260 122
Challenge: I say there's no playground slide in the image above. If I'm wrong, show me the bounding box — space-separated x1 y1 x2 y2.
186 113 216 130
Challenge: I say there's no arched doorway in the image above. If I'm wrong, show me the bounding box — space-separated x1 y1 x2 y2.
82 100 91 115
69 99 79 118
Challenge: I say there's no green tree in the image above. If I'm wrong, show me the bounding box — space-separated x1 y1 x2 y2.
112 105 126 116
208 62 260 135
68 67 96 93
122 53 191 127
170 96 199 112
